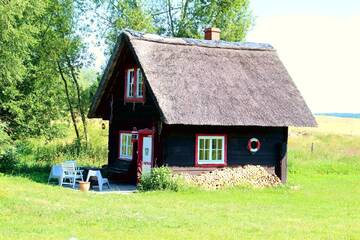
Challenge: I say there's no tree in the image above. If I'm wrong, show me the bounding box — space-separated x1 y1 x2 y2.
94 0 156 52
94 0 253 51
0 0 67 138
0 0 90 146
0 0 253 147
152 0 253 41
41 0 92 147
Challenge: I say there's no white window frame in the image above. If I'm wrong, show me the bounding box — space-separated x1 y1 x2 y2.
197 136 225 165
126 68 135 98
119 133 133 160
136 68 143 97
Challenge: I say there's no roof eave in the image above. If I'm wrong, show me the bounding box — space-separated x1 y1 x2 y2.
88 33 129 118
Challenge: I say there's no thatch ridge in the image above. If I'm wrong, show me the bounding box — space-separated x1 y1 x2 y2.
124 29 275 51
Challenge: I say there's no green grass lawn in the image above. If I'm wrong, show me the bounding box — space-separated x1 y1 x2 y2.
1 116 360 239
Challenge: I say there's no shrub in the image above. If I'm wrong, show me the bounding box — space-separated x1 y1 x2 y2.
0 148 19 173
0 121 18 173
138 167 182 191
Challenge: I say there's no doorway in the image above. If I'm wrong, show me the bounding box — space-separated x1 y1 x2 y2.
136 129 154 184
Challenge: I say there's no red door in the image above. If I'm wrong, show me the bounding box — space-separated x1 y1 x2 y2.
136 129 154 183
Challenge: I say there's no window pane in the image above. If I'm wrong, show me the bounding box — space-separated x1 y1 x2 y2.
127 145 131 157
131 72 134 96
199 139 204 149
204 149 209 160
137 70 143 97
129 141 133 156
138 70 142 82
123 137 127 155
127 70 134 97
122 145 126 155
121 135 126 146
205 139 210 149
217 139 222 149
138 85 143 97
211 149 217 160
121 135 126 157
127 135 132 157
125 145 128 156
199 149 204 160
217 150 222 160
212 139 217 149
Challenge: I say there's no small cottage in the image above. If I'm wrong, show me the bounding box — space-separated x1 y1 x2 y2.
88 28 316 184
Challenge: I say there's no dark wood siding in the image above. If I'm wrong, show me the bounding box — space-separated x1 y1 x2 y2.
161 125 288 169
162 133 195 166
105 45 161 178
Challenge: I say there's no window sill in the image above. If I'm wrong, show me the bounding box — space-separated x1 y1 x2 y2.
196 162 227 168
124 97 145 103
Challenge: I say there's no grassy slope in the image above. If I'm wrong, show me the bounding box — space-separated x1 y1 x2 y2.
15 120 109 168
1 116 360 239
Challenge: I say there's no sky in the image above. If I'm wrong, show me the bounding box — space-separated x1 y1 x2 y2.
247 0 360 113
91 0 360 113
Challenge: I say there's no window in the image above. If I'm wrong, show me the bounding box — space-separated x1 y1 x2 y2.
136 69 143 97
125 66 145 101
119 132 133 160
196 135 227 166
126 69 135 98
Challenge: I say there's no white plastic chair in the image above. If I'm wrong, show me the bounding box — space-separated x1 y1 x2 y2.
86 170 111 192
60 162 77 188
48 165 63 185
64 160 84 182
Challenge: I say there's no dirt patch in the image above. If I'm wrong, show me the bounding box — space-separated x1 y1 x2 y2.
178 165 281 189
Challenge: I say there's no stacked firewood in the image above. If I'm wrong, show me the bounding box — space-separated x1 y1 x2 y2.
178 165 281 189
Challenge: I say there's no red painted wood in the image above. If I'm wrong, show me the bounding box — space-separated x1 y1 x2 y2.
194 134 227 168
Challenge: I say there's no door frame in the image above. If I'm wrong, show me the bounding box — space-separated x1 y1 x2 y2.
136 128 154 184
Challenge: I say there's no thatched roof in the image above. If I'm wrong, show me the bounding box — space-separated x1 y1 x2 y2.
89 30 316 127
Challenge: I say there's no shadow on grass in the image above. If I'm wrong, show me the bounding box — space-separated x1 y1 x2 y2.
4 164 51 184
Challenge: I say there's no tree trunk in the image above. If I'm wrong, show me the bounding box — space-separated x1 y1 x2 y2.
66 56 88 146
167 0 175 36
57 61 81 153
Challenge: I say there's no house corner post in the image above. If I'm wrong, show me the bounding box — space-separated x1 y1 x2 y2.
280 152 287 183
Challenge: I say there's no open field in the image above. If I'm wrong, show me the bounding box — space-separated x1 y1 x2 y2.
0 116 360 239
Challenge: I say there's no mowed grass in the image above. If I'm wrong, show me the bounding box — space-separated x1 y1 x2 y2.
1 116 360 239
